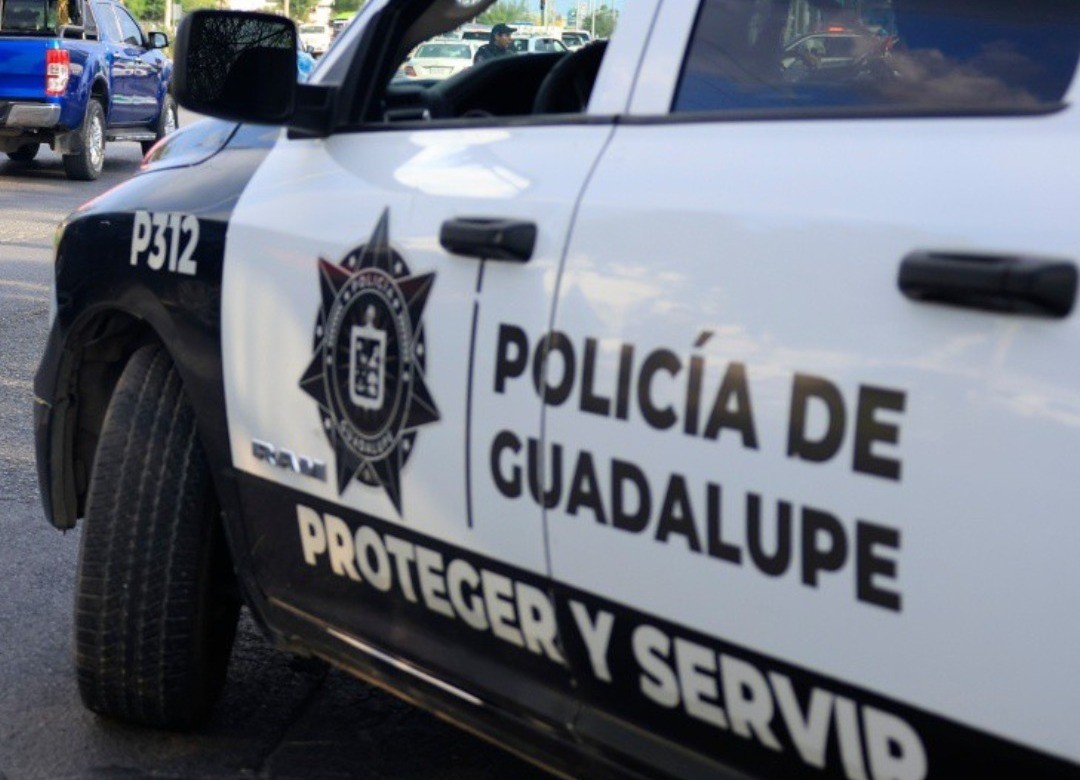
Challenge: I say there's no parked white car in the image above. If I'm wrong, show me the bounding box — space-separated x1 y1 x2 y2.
511 35 568 54
561 29 592 50
298 22 331 56
402 39 477 79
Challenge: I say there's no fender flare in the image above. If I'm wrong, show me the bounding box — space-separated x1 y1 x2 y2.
54 74 111 154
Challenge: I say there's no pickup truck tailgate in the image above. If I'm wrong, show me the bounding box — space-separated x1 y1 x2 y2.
0 36 53 100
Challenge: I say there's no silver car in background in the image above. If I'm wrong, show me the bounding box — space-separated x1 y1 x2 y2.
401 39 478 79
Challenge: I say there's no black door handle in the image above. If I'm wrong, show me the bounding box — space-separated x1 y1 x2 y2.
439 218 537 263
898 251 1077 318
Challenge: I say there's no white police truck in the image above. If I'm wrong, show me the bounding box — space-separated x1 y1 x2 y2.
33 0 1080 777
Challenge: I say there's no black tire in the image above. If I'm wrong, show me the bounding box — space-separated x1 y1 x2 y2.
75 345 240 729
142 93 178 155
63 99 106 181
6 142 40 162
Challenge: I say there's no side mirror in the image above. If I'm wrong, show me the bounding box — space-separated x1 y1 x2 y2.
148 31 169 49
173 10 297 125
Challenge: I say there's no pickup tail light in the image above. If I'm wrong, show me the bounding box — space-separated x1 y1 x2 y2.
46 49 70 96
404 64 417 77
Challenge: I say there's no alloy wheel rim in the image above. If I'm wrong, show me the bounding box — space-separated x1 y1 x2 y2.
88 114 104 170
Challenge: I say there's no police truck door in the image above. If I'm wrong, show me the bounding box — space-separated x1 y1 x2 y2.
215 0 631 719
545 0 1080 777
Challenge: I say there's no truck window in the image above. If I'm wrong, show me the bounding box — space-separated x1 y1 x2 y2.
374 6 617 122
0 0 81 34
673 0 1080 115
114 3 142 46
91 1 120 41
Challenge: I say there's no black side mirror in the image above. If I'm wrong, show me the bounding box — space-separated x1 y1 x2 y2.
148 31 168 49
173 10 297 125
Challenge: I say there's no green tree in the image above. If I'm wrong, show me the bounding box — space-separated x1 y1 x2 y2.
290 0 320 22
181 0 223 12
127 0 166 23
258 0 319 22
332 0 364 18
583 4 616 37
128 0 218 32
477 0 536 25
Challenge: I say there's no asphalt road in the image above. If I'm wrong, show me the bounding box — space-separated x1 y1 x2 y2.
0 119 553 780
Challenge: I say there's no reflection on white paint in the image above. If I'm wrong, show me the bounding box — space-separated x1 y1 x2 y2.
395 130 529 198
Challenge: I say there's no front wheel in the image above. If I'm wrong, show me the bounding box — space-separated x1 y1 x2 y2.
6 142 40 162
75 345 240 729
63 99 106 181
142 94 178 155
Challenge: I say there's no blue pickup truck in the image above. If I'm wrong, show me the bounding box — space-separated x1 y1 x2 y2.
0 0 174 179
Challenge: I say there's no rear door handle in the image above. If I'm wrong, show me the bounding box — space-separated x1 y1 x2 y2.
898 251 1077 318
439 218 537 263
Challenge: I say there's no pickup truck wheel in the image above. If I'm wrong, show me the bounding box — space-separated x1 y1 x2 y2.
63 99 106 181
6 142 40 162
142 94 178 155
75 345 240 729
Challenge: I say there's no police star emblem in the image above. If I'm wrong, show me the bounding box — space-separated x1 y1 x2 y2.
299 210 439 513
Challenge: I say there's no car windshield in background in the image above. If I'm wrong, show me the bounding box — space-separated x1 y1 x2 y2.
400 38 480 80
416 42 472 59
459 24 490 41
675 0 1080 114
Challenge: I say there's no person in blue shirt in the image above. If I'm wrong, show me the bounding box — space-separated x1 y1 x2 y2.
297 38 316 81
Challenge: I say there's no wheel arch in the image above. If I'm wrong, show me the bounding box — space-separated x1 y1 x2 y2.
42 297 224 532
43 306 162 529
54 77 111 156
90 75 110 122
